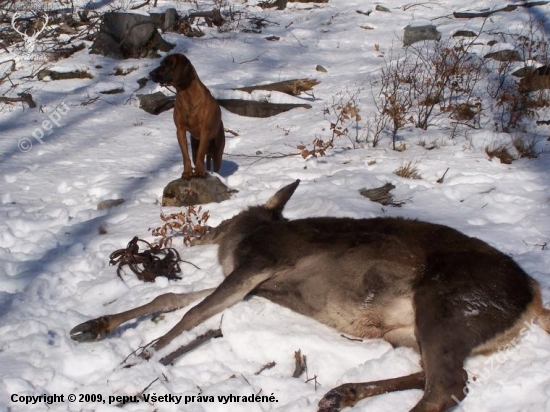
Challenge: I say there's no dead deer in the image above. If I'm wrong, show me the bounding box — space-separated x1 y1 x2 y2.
70 180 550 412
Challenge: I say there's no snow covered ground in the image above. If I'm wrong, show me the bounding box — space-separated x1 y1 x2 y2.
1 0 550 411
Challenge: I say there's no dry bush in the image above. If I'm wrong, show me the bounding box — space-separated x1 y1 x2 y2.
371 35 485 150
375 50 415 150
485 142 514 164
298 88 364 158
486 18 550 133
150 206 210 247
394 160 421 179
297 137 333 159
512 135 539 159
324 89 364 146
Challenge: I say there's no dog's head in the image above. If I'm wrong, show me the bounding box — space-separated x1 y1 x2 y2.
149 54 196 89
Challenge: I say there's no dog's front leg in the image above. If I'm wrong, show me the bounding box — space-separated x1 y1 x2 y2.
143 266 273 359
176 127 193 179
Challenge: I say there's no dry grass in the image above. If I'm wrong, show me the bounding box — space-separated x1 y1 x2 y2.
485 143 514 164
394 160 421 179
512 135 539 159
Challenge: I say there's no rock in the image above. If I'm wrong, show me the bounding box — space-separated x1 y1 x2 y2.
91 12 175 59
357 9 372 16
403 24 441 47
37 69 92 81
359 183 397 206
149 8 178 32
483 49 522 62
453 30 477 38
100 87 124 95
97 198 125 210
162 176 236 207
316 65 327 73
138 92 175 115
519 66 550 92
375 5 390 12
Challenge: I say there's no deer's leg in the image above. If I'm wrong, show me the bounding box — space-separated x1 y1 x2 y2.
144 266 273 358
408 268 479 412
318 372 426 412
70 289 215 342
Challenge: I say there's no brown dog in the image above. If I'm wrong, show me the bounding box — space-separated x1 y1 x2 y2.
149 54 225 179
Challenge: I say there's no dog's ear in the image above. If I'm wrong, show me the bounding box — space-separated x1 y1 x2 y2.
171 54 196 89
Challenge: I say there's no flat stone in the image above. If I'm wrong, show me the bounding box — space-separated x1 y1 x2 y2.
403 24 441 47
162 175 236 206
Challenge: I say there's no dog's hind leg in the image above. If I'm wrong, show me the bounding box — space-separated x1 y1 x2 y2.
212 124 225 173
191 136 200 171
177 127 193 179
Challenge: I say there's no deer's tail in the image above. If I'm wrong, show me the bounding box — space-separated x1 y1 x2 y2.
538 308 550 334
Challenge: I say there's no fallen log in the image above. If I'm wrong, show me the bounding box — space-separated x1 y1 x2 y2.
0 93 36 108
217 99 311 117
235 78 319 96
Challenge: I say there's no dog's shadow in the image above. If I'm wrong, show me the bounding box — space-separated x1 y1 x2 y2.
218 159 239 177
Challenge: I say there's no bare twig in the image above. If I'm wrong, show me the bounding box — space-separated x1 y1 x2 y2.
160 328 223 366
436 167 450 184
255 361 276 375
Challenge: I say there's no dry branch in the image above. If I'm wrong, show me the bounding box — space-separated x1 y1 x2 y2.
0 93 36 108
160 329 223 365
255 361 276 375
292 349 307 378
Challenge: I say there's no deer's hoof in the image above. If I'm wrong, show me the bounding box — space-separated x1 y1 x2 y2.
318 384 358 412
69 317 111 342
140 347 155 360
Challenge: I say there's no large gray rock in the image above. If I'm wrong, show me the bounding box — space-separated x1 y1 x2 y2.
91 12 175 59
403 24 441 47
483 49 522 62
149 8 178 32
162 176 236 206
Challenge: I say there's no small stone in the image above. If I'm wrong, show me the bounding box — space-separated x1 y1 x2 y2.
316 65 327 73
375 5 390 12
97 198 125 210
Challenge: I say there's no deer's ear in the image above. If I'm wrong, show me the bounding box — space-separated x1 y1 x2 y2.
265 180 300 214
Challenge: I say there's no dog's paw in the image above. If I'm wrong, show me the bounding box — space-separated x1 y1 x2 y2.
192 169 207 179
